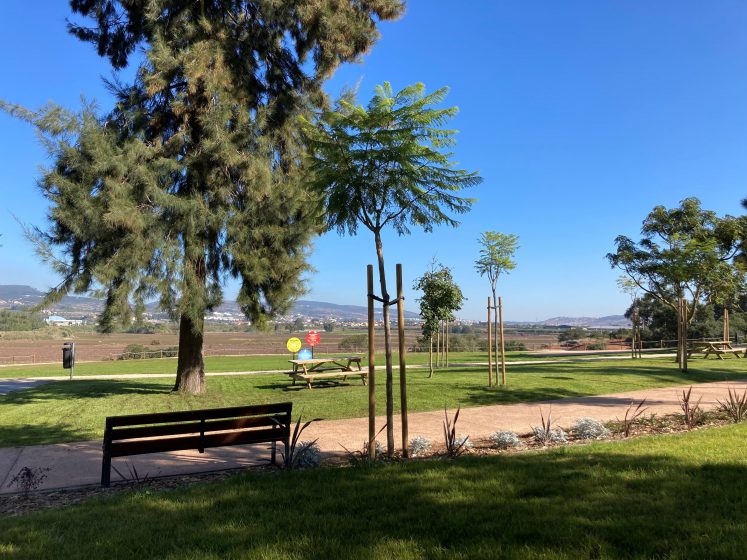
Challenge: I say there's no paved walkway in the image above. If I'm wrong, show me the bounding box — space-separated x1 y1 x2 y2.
2 378 745 494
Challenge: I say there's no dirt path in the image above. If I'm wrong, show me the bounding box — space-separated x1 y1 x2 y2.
2 378 744 494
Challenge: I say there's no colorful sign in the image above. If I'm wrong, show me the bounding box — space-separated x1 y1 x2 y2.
286 337 302 353
297 348 313 360
305 330 321 346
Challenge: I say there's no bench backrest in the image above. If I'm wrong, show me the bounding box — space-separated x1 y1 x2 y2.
104 402 292 458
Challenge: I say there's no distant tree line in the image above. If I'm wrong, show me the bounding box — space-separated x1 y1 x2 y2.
0 309 46 331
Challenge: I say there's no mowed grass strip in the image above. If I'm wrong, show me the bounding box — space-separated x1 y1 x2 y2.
0 358 745 447
0 350 585 379
2 423 747 559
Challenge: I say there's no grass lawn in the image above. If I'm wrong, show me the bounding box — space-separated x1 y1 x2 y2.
2 423 747 559
0 350 593 379
0 358 744 447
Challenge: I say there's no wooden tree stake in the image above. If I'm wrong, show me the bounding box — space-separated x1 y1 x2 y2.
487 297 492 387
396 264 409 457
498 296 507 386
367 265 376 460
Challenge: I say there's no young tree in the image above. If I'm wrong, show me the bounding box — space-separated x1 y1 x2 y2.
413 263 465 377
607 198 744 371
302 82 481 454
4 0 403 394
475 232 518 383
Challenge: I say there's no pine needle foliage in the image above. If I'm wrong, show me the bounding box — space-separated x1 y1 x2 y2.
301 82 482 454
3 0 403 394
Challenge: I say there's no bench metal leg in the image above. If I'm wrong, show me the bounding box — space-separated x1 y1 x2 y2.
271 441 277 465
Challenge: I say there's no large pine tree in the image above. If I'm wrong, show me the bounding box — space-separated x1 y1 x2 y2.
5 0 403 393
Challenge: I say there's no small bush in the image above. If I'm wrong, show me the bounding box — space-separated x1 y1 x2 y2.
409 436 432 456
504 340 527 351
338 334 367 352
489 431 521 449
8 466 50 498
120 344 149 359
533 426 567 444
717 388 747 423
292 441 322 469
150 339 160 346
586 342 606 350
571 417 610 440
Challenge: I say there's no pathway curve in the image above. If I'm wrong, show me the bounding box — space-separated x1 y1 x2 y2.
1 378 745 494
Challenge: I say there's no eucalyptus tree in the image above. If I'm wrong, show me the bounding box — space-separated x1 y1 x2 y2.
607 198 744 371
302 82 481 454
475 231 518 381
413 262 465 377
3 0 403 394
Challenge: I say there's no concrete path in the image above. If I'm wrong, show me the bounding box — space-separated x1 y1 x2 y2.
0 379 52 395
2 378 745 494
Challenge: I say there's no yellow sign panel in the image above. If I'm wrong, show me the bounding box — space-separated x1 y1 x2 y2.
286 337 302 353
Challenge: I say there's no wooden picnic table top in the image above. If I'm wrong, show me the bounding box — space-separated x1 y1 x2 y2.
288 356 363 365
690 341 734 349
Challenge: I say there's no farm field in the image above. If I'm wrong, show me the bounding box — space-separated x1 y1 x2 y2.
2 422 747 559
0 329 568 365
1 358 744 448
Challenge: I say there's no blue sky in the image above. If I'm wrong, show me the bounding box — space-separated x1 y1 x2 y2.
1 1 746 321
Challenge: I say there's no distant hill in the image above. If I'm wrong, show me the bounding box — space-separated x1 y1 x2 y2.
0 285 418 321
506 315 630 328
0 285 102 313
0 285 628 325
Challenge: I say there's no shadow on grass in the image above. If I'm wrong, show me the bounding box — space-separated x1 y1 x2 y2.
0 379 172 406
0 423 94 449
2 435 747 558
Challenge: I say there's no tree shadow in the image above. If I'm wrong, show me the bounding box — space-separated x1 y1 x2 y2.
3 435 747 558
0 379 172 406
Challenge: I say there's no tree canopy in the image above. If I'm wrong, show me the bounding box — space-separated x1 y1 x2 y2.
413 263 465 377
607 197 745 370
301 81 481 454
4 0 403 393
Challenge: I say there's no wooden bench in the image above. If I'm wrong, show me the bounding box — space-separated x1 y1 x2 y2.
101 402 292 487
287 356 365 389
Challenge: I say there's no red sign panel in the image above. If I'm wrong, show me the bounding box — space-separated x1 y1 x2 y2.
305 330 321 346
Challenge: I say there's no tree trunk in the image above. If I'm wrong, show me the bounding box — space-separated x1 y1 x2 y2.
174 312 205 394
374 230 395 456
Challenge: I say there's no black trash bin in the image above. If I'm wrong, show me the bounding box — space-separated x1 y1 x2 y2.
62 342 75 374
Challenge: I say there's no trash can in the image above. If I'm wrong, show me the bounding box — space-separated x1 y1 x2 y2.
62 342 75 370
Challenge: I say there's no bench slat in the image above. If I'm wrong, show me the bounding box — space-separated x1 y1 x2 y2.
110 427 288 458
106 403 292 427
111 415 287 441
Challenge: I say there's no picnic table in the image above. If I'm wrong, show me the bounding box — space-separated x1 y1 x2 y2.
687 341 743 359
287 356 365 389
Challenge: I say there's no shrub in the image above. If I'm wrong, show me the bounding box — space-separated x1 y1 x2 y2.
150 339 161 346
292 441 322 469
717 388 747 423
338 334 367 352
120 344 149 359
532 408 567 444
571 417 610 440
679 386 703 429
586 342 607 350
409 436 432 456
533 426 567 444
489 431 521 449
503 340 527 351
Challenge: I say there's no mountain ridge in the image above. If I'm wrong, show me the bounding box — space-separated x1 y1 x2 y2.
0 284 629 326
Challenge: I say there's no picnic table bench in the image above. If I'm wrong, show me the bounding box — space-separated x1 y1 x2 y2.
101 402 292 486
287 356 365 389
687 341 743 359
